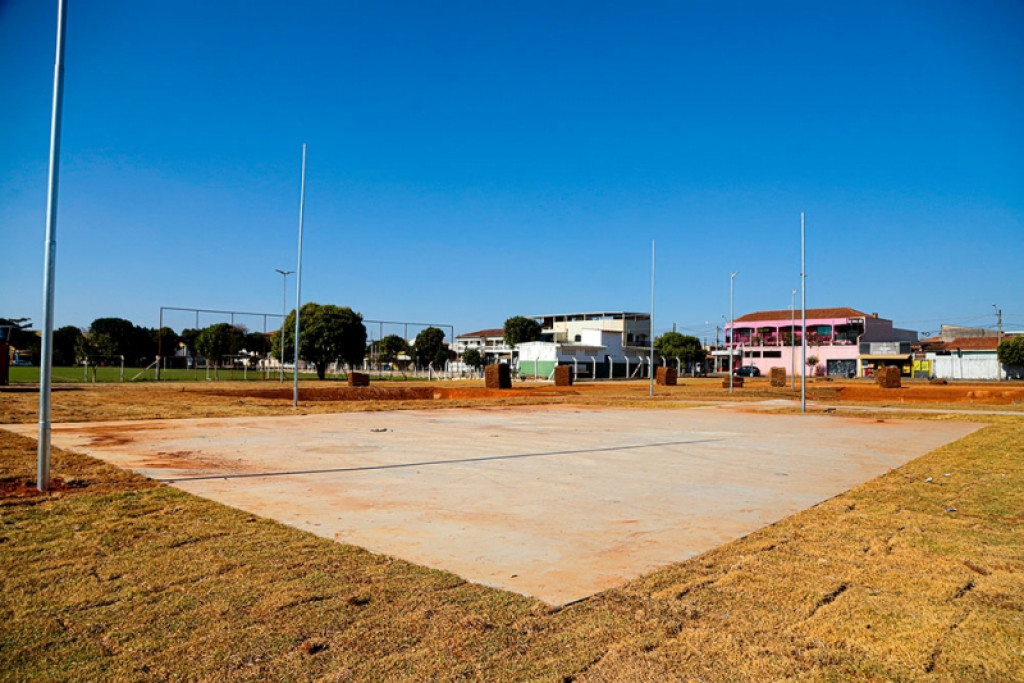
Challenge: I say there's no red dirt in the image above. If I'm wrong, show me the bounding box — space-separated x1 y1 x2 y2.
0 477 83 499
200 386 582 402
833 383 1024 405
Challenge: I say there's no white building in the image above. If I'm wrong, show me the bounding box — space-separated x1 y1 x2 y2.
517 312 655 380
454 328 512 364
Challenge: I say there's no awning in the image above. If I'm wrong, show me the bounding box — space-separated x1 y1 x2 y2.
858 354 911 360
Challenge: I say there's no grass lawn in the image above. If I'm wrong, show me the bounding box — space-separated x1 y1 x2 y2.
1 383 1022 680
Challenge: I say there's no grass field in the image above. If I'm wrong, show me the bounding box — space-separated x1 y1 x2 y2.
1 381 1022 681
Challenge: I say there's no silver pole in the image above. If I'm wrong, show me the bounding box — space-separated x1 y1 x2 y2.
729 271 738 393
790 289 796 389
649 239 655 396
275 268 293 381
293 144 306 407
801 212 807 413
37 0 68 493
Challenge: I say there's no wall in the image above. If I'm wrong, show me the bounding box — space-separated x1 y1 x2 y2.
930 353 1005 381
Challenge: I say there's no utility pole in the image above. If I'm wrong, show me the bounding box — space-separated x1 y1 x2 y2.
800 212 807 414
729 271 738 394
994 304 1003 382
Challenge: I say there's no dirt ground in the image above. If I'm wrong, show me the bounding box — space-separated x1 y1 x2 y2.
2 377 1022 425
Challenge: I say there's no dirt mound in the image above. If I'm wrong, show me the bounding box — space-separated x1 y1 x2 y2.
200 386 575 402
834 383 1024 405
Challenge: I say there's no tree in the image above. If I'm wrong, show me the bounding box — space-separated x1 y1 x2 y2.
53 326 83 366
654 332 704 365
504 316 542 347
180 328 201 363
273 303 366 380
195 323 244 373
378 334 407 366
243 331 268 355
413 327 447 368
87 317 139 360
153 326 180 361
997 336 1024 367
462 348 484 369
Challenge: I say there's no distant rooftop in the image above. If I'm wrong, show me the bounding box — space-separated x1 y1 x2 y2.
732 307 874 323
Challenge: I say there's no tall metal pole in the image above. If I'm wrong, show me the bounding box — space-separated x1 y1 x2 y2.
994 304 1003 382
800 212 807 413
37 0 68 493
275 268 293 381
790 289 797 389
649 240 655 396
729 271 738 393
293 144 307 407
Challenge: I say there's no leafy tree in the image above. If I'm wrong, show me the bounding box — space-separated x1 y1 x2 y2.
53 326 83 366
152 326 180 360
378 334 407 366
195 323 244 372
87 317 138 360
806 355 819 369
273 303 366 380
654 332 704 364
503 316 542 347
997 336 1024 367
243 331 268 355
413 327 448 367
180 328 201 360
462 348 484 369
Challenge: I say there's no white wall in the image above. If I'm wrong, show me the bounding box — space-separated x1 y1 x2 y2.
930 353 1004 381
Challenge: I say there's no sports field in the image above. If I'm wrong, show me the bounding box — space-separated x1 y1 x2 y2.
1 378 1022 680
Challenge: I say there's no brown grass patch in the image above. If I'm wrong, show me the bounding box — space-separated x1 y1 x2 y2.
1 381 1023 679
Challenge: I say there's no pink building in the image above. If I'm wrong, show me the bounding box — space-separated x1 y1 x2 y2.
721 307 916 377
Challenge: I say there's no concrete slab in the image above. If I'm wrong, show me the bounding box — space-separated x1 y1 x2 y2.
7 407 981 605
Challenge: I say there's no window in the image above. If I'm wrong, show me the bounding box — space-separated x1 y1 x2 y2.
763 350 782 358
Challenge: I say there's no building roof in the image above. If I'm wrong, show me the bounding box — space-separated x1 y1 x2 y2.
457 328 505 339
732 307 872 323
943 336 1000 351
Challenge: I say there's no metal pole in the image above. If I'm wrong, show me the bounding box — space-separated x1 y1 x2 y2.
157 307 163 380
801 212 807 413
293 144 306 407
37 0 68 493
275 269 293 381
994 304 1002 382
729 271 737 393
649 240 655 396
790 289 796 388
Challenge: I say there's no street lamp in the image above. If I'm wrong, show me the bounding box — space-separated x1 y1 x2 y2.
730 271 738 394
275 268 293 382
790 289 797 388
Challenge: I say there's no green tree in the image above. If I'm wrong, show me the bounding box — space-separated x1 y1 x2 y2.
53 325 83 366
87 318 138 360
273 303 367 380
153 326 180 361
462 347 484 369
1 317 39 364
654 332 704 365
413 327 448 368
997 336 1024 367
195 323 244 374
378 334 407 366
503 316 542 347
243 331 268 355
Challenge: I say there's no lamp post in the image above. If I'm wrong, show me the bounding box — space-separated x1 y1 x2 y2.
994 303 1003 381
730 271 738 394
275 268 293 381
790 289 797 389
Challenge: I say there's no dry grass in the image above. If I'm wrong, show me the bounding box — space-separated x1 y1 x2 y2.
1 381 1023 681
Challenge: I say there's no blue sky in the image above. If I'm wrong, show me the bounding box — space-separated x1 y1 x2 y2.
3 1 1022 343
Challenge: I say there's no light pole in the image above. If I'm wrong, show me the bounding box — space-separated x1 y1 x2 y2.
801 212 807 413
994 303 1003 381
790 289 797 389
729 271 738 394
275 268 293 381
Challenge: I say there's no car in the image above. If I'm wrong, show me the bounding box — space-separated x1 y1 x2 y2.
733 365 761 377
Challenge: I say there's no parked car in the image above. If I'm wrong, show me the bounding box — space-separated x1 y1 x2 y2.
734 365 761 377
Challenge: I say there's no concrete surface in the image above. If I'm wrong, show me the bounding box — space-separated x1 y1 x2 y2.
7 406 981 605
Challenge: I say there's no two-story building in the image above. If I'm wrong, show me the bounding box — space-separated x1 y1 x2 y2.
722 307 918 377
454 328 512 364
516 311 654 379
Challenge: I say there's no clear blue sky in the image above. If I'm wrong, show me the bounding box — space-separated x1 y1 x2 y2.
3 1 1023 343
